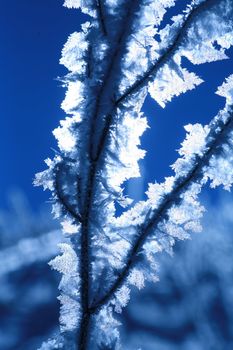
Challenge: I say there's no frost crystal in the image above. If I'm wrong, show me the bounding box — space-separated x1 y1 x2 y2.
128 269 145 290
60 32 88 73
179 124 209 157
216 74 233 103
58 294 80 332
149 66 203 108
114 286 131 313
49 243 78 275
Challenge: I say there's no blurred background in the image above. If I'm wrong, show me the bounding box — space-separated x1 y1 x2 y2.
1 0 233 349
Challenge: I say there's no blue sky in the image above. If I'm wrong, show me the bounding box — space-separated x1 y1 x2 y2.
1 0 233 210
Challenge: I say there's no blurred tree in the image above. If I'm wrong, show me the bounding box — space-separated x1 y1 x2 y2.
0 191 60 349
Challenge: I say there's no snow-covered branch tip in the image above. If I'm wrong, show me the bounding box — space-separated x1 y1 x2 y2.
35 0 233 349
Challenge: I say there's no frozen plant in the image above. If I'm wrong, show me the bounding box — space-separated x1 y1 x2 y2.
35 0 233 349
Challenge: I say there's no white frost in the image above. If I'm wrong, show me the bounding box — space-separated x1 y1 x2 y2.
216 74 233 103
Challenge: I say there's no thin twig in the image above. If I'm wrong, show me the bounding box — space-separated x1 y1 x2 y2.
115 0 219 107
96 0 107 36
54 164 83 224
90 108 233 313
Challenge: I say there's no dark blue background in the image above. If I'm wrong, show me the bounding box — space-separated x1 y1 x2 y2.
0 0 232 208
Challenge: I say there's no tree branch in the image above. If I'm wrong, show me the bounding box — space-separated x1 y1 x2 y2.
90 106 233 314
89 0 222 169
56 0 226 348
78 2 222 330
78 2 142 348
116 0 220 107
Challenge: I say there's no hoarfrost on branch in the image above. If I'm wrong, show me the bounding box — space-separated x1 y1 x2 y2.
35 0 233 349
